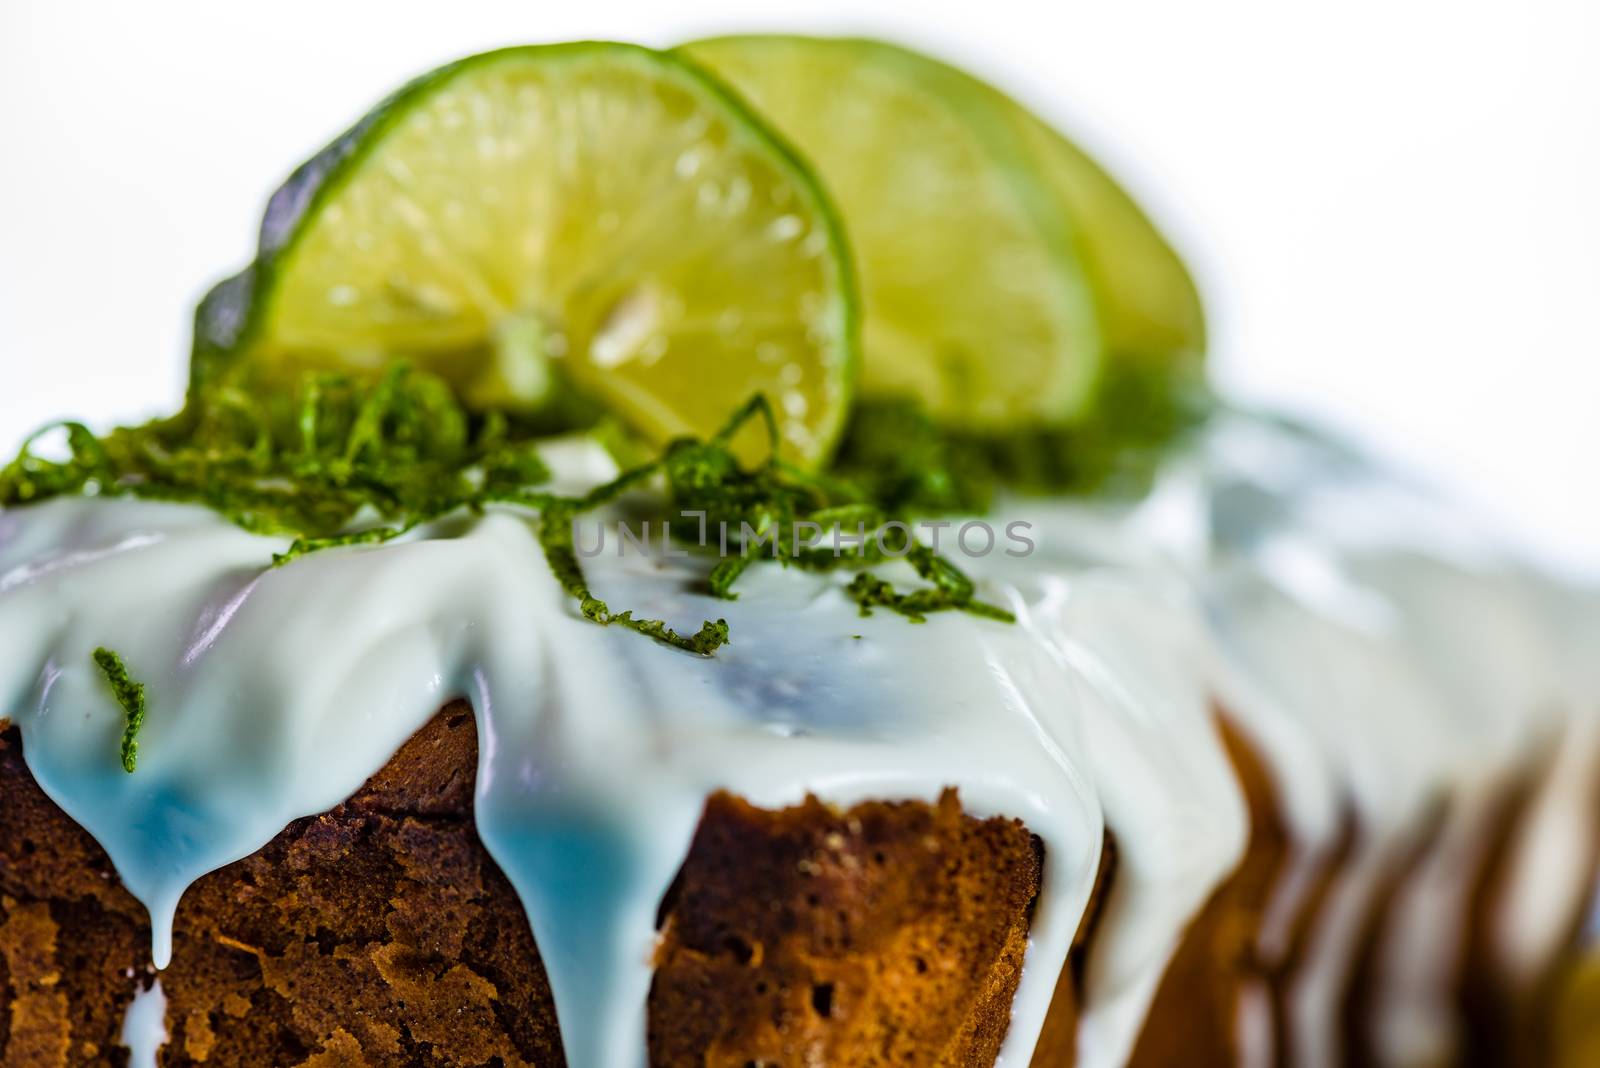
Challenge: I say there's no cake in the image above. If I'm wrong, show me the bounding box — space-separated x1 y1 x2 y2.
2 33 1596 1068
2 417 1595 1067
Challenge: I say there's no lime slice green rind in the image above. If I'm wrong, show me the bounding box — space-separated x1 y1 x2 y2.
997 100 1206 368
815 34 1205 368
682 34 1207 423
191 42 859 466
680 34 1105 432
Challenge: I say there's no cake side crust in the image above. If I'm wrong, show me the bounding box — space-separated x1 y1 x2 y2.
649 788 1045 1066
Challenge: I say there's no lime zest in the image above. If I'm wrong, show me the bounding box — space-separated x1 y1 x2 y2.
2 363 1201 654
273 523 421 568
531 494 731 656
91 647 147 774
844 542 1014 624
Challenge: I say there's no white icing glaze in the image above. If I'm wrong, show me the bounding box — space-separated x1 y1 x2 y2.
1 415 1594 1068
119 977 167 1068
992 500 1247 1067
0 459 1119 1066
1196 414 1597 1067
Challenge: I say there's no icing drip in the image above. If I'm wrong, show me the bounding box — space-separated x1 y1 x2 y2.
0 464 1118 1065
0 416 1593 1066
119 978 168 1068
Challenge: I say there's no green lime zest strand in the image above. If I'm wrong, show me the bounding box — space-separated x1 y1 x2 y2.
644 395 1015 625
273 523 421 567
529 493 731 656
0 422 111 505
846 544 1014 623
0 363 554 543
91 647 147 773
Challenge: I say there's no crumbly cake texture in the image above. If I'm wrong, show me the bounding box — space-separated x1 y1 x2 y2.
0 727 148 1067
0 706 565 1067
649 790 1042 1066
158 703 564 1067
0 707 1050 1066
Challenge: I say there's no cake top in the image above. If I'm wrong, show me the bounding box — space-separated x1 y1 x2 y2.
2 35 1595 1068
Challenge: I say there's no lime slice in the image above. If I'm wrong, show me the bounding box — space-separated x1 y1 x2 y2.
680 35 1102 430
993 95 1205 368
193 43 857 463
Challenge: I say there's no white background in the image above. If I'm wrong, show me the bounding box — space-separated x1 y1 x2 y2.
3 1 1596 575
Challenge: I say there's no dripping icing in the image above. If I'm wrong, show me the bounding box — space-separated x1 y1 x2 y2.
0 416 1595 1067
120 977 168 1068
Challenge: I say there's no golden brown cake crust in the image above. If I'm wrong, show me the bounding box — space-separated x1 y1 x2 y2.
649 789 1044 1067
